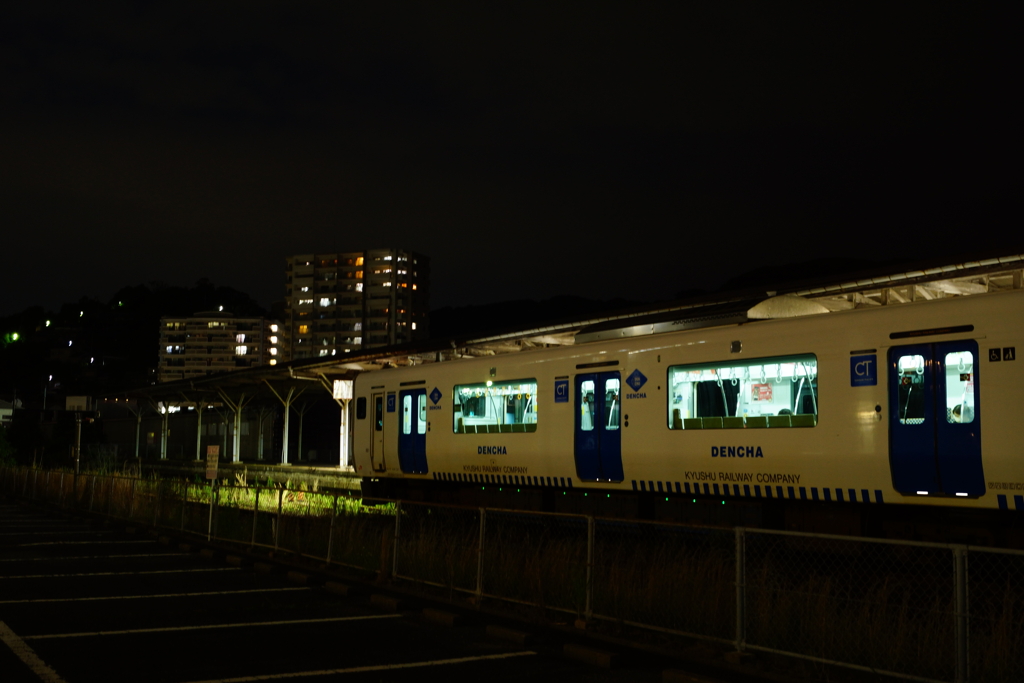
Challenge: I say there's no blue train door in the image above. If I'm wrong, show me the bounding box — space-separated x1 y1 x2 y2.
398 389 428 474
889 341 984 497
574 372 624 482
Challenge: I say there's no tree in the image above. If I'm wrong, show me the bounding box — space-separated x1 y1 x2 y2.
0 427 16 467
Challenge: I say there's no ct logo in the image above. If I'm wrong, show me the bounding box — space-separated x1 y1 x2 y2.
850 354 877 387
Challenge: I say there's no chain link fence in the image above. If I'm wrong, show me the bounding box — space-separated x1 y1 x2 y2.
2 464 1021 683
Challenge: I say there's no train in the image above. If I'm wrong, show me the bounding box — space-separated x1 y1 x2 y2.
352 288 1024 543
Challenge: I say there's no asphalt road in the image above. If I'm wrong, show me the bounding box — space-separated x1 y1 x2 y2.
0 499 689 683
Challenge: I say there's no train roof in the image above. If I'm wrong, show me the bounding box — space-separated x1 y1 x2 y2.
105 251 1024 407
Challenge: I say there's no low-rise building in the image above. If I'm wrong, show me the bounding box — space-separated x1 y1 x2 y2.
157 312 282 383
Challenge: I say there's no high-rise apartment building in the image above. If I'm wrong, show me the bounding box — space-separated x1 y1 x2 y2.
284 249 429 360
157 312 282 383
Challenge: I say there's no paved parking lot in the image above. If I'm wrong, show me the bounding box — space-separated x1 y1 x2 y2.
0 500 684 683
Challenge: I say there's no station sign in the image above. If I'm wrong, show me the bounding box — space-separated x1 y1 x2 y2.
205 445 219 479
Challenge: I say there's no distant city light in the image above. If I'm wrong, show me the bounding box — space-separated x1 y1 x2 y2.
79 311 83 317
45 320 50 327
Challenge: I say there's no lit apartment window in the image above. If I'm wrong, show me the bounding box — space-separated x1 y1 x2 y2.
208 322 224 329
355 283 363 292
319 297 333 307
355 270 363 279
270 348 278 355
269 359 277 365
270 336 278 344
412 323 417 330
319 349 329 357
270 324 278 333
301 286 310 292
236 334 246 343
355 257 364 266
298 324 310 334
412 284 417 290
383 281 393 287
235 346 248 355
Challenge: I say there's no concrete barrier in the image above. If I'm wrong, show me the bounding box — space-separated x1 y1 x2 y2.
422 608 463 627
564 643 618 669
370 594 404 612
486 625 533 645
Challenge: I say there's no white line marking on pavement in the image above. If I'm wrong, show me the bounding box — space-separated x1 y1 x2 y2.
2 567 241 579
25 614 402 640
0 553 183 563
0 587 309 604
182 651 538 683
0 528 92 532
0 531 114 536
0 621 69 683
13 540 155 547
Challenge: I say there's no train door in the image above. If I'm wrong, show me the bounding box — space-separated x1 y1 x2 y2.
370 392 386 472
574 372 624 482
888 341 984 497
398 388 428 474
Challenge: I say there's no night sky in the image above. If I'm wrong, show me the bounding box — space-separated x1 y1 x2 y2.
1 3 1020 317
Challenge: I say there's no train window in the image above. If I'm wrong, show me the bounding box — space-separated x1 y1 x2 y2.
356 397 367 420
896 354 925 425
944 351 975 424
402 395 413 435
580 380 596 431
374 396 383 432
453 379 538 433
418 393 427 434
668 354 817 429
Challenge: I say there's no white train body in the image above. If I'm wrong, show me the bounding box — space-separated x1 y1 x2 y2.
352 289 1024 511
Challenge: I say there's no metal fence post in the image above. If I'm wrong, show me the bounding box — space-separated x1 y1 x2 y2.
153 480 160 527
735 527 747 652
106 477 113 516
89 476 95 512
129 478 137 520
392 500 402 578
251 486 261 548
475 508 486 603
58 471 64 508
181 483 188 531
213 482 221 539
326 493 338 564
954 546 969 683
207 480 216 541
585 515 595 620
275 487 283 550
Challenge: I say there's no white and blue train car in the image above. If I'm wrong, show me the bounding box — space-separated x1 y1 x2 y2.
352 289 1023 514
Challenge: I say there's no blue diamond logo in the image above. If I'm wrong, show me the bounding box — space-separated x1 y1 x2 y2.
429 387 442 405
626 369 647 392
